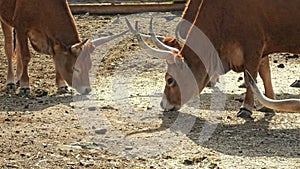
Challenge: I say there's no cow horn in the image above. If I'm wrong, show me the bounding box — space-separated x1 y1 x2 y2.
125 17 165 41
175 22 186 45
71 39 89 55
91 30 129 47
245 70 300 112
140 33 165 41
149 18 179 52
125 18 175 63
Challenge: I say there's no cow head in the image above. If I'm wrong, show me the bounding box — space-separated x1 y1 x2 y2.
53 30 128 95
125 18 210 111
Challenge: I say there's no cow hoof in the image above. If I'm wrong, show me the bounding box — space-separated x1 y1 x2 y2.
237 108 253 119
6 83 16 90
206 81 216 87
290 80 300 88
57 86 69 94
258 106 274 113
19 87 31 96
238 82 246 88
35 89 48 97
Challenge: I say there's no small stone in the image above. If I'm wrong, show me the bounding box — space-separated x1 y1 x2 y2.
183 159 193 165
80 160 94 167
277 64 285 68
25 111 32 114
6 163 19 168
101 105 114 110
216 115 222 120
95 128 107 135
88 107 97 111
125 146 133 150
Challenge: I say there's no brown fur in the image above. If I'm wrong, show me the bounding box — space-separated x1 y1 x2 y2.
162 0 300 112
0 0 92 94
162 37 181 50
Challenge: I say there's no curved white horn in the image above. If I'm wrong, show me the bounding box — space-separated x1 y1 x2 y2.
245 70 300 112
132 22 175 63
175 22 186 45
149 18 179 52
125 17 138 36
125 17 165 41
91 30 129 47
137 32 175 63
140 34 165 41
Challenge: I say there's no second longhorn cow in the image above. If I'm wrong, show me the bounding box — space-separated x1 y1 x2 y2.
126 0 300 118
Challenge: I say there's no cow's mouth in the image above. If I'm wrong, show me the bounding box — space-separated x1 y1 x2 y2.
160 101 181 112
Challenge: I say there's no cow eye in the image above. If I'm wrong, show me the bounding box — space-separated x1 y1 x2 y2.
166 77 175 86
73 66 80 73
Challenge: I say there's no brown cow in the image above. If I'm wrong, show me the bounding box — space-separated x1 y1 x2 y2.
0 0 127 95
246 70 300 112
127 0 300 118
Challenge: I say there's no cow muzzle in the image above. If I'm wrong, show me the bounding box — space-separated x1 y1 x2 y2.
75 86 92 95
160 94 181 111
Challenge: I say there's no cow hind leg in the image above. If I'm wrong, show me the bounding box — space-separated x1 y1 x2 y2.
16 30 31 95
15 38 23 88
257 56 275 112
1 22 16 90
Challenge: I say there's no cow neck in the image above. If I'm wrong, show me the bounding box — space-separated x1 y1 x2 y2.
181 0 202 23
54 6 81 46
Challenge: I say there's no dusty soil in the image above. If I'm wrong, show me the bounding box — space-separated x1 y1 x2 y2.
0 12 299 169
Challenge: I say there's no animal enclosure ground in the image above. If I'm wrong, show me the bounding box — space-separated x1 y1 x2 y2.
0 13 299 168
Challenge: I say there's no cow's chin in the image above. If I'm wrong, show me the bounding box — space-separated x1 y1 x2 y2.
160 98 181 112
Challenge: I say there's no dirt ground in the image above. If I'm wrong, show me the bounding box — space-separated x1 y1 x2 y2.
0 12 299 169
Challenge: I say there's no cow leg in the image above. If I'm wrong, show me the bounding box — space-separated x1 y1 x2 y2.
237 48 263 119
15 38 23 87
1 22 16 90
15 30 31 95
257 56 275 112
56 69 69 94
237 68 258 119
52 56 68 94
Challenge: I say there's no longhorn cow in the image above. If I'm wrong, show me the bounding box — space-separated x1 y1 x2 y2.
0 0 127 95
127 0 300 118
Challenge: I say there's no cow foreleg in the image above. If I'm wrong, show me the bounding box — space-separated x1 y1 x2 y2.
237 69 258 120
16 30 31 95
1 22 15 90
52 56 68 94
55 69 69 94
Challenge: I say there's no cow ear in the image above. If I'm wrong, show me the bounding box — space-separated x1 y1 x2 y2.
70 39 89 56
